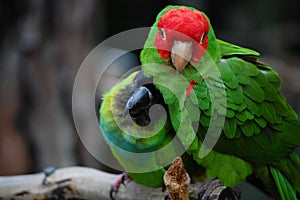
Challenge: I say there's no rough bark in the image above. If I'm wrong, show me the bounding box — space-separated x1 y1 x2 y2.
0 166 243 200
0 166 202 200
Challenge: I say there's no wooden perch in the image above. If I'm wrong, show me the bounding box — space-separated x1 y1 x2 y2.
0 166 196 200
0 166 239 200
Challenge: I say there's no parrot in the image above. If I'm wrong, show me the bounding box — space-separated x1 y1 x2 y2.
100 70 169 188
99 71 195 190
99 5 300 200
139 5 300 200
99 70 203 199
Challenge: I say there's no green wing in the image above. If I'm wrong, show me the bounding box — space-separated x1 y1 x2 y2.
213 57 300 164
100 70 178 187
194 47 300 197
217 39 260 57
200 40 300 154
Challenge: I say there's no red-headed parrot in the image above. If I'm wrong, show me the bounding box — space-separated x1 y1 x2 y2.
99 5 300 200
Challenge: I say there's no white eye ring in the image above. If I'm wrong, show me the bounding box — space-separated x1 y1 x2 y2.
200 32 207 44
160 28 166 40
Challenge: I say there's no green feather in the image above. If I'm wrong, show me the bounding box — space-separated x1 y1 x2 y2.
262 84 278 101
274 101 288 117
236 74 251 85
199 96 211 110
253 71 269 87
262 102 277 124
240 121 254 137
226 108 235 118
270 166 297 200
243 79 265 103
217 39 260 57
194 82 208 99
272 122 286 131
223 118 237 139
236 110 249 122
254 117 267 128
263 69 282 90
226 86 244 104
229 57 259 76
219 60 239 89
227 101 246 112
244 96 262 116
200 113 211 127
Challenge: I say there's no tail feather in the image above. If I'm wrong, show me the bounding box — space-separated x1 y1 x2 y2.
270 166 297 200
290 151 300 166
277 152 300 194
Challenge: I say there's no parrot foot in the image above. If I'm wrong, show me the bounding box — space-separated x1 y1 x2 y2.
110 172 130 200
162 184 170 200
198 178 241 200
164 191 170 200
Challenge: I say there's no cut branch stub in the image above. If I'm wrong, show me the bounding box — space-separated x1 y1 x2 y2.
164 157 191 200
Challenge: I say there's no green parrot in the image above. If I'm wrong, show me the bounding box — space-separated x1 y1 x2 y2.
100 69 206 199
100 70 167 188
139 5 300 200
99 70 196 193
99 5 300 200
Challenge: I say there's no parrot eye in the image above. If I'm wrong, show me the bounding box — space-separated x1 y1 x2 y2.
200 32 207 44
160 28 166 40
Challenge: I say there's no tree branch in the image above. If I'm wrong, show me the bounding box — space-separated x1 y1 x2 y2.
0 166 197 200
0 166 237 200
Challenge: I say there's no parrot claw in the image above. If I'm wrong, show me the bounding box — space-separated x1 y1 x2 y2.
198 179 241 200
164 191 170 200
109 185 117 200
162 185 170 200
121 173 127 186
109 173 130 200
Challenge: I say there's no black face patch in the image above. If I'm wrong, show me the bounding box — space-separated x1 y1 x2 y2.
126 86 152 126
115 71 167 127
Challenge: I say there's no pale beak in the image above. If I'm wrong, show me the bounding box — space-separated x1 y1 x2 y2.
171 41 193 73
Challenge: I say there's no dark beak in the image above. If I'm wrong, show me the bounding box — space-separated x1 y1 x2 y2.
171 41 193 73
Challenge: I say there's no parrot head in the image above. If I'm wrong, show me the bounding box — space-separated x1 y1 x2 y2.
153 6 210 73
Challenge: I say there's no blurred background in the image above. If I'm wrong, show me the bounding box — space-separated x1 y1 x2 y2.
0 0 299 198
